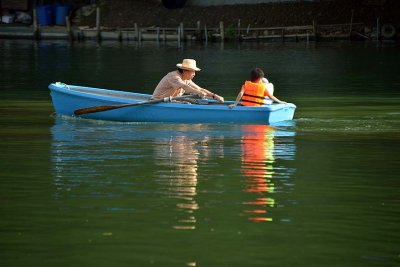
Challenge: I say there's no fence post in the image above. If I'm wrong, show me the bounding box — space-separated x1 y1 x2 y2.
220 21 224 42
237 19 241 38
204 25 208 43
196 21 201 40
135 23 139 41
117 29 122 42
349 9 354 40
313 19 317 41
33 8 39 40
180 22 184 41
96 7 101 42
163 28 166 44
177 26 181 47
66 16 73 41
376 17 380 42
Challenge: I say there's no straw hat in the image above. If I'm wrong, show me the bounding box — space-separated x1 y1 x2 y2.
176 59 201 71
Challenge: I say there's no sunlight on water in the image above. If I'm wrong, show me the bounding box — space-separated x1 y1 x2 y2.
154 133 201 230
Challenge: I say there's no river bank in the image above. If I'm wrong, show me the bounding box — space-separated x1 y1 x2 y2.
79 0 399 29
0 0 398 42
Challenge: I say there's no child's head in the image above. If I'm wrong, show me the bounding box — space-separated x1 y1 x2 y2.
250 68 264 82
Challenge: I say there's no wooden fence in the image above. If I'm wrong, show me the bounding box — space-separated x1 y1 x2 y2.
1 7 389 43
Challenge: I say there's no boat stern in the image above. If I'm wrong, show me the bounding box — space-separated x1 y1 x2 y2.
267 103 297 124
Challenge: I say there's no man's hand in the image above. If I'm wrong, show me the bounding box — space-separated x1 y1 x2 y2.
195 92 207 99
213 94 224 103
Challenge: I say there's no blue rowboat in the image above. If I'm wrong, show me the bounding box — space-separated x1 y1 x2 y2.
49 82 296 124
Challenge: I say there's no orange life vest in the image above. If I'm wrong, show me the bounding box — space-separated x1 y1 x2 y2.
241 81 270 106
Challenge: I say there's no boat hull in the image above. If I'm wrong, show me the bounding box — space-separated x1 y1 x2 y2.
49 83 296 124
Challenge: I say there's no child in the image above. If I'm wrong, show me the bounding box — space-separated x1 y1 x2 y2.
229 68 287 108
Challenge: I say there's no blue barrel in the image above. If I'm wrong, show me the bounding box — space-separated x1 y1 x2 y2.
37 5 54 26
55 5 72 25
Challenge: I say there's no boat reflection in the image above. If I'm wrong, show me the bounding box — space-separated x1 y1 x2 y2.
50 117 296 229
152 124 225 230
155 133 199 230
154 128 201 230
240 124 296 223
50 118 224 231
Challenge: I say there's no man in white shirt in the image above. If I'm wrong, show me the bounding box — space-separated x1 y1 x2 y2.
152 59 224 102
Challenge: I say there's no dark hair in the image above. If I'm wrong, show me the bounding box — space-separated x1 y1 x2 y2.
177 68 184 73
250 68 264 82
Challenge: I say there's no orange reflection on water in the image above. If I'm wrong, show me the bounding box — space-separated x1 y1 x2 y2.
242 197 275 206
248 217 273 222
244 209 266 214
241 125 276 222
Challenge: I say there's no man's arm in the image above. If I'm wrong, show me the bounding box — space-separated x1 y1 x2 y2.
168 75 206 97
188 81 224 102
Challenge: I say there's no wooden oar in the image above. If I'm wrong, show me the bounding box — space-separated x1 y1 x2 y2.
74 95 198 116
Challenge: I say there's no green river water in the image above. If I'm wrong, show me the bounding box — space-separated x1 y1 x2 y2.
0 39 399 266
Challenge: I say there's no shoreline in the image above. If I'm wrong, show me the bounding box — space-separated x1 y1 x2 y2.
0 21 396 43
0 0 398 43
